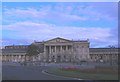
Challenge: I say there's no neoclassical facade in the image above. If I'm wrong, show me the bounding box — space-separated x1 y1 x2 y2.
89 48 118 64
0 37 119 64
1 45 28 62
33 37 90 62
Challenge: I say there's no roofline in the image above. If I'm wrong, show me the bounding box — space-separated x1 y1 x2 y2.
5 45 29 47
45 37 72 42
90 48 119 49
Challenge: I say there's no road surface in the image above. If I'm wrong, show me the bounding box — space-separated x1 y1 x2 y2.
2 62 76 80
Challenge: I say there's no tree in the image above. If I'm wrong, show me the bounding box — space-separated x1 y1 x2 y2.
108 45 115 48
26 44 40 62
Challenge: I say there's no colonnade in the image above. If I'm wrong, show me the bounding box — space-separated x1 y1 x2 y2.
2 55 26 62
44 45 73 62
44 45 72 53
90 54 118 63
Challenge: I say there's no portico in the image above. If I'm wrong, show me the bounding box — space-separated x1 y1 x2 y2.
44 44 73 62
40 37 90 63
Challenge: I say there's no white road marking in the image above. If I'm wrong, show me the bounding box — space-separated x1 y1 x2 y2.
42 70 83 80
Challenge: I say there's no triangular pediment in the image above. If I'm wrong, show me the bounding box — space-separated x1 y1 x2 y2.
45 37 71 43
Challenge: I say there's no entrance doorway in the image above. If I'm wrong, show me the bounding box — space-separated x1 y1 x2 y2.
57 55 61 62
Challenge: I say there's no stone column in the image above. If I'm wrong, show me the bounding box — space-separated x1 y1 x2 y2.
44 46 46 54
16 55 18 62
60 46 63 62
54 46 57 62
4 55 6 61
49 46 51 62
66 45 68 51
104 54 106 62
23 55 26 61
8 55 9 61
20 55 22 62
15 55 17 62
13 55 15 61
0 55 1 61
6 55 7 61
12 55 14 61
7 55 9 61
60 46 62 52
65 46 67 51
105 54 107 62
11 55 13 62
55 46 56 53
18 55 19 62
44 46 46 62
9 56 11 61
49 46 51 54
10 55 12 61
19 55 21 62
71 45 73 52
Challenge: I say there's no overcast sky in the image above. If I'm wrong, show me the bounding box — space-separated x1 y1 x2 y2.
1 2 118 48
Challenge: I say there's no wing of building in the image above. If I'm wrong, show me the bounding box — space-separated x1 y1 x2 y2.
1 45 28 62
0 37 119 64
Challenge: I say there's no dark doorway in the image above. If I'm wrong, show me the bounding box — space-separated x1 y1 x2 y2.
57 55 61 62
52 55 55 62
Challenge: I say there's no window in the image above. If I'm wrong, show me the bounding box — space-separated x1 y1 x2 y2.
95 57 96 59
53 56 55 58
91 57 92 59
